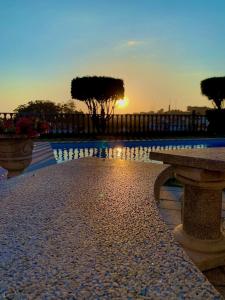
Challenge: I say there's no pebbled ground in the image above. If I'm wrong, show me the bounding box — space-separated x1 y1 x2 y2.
0 158 222 299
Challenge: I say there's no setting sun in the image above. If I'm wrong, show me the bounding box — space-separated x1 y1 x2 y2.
116 98 129 109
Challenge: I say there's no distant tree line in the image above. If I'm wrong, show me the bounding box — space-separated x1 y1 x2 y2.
137 106 211 115
14 100 212 116
14 100 83 115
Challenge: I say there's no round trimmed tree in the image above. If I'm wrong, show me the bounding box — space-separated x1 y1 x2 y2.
71 76 124 118
201 77 225 110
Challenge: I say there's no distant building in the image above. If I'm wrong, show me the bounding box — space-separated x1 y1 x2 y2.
187 106 211 115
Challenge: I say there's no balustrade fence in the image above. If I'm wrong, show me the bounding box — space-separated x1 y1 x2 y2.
0 112 208 137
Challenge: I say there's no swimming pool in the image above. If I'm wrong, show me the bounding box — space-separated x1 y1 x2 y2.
51 138 225 164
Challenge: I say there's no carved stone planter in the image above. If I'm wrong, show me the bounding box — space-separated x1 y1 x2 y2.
0 135 34 178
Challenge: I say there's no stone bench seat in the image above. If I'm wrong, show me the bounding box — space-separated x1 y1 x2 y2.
0 158 221 299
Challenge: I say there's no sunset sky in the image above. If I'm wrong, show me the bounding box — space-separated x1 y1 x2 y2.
1 0 225 113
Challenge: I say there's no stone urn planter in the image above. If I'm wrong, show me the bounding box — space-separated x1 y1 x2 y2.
0 135 34 178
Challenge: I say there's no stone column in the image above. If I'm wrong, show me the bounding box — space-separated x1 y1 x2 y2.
173 166 225 270
182 184 222 240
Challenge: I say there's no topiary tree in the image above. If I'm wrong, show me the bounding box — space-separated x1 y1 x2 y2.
71 76 124 118
201 77 225 110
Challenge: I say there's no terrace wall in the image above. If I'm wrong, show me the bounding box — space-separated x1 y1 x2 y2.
0 112 208 137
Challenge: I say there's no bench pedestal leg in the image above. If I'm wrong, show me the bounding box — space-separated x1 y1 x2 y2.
173 167 225 271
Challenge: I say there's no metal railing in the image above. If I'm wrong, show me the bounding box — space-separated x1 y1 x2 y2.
0 112 208 136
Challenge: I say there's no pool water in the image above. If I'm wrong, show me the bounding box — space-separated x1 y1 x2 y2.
51 138 225 164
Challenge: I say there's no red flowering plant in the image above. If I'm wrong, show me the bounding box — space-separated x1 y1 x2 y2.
0 117 49 138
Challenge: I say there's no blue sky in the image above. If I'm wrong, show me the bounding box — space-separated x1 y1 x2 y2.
1 0 225 112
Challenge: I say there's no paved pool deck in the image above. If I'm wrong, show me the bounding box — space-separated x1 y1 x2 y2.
0 158 222 299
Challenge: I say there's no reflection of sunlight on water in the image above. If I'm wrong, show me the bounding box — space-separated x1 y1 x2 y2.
53 143 208 164
115 147 122 158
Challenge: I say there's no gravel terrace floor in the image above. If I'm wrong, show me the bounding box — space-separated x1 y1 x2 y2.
0 158 222 299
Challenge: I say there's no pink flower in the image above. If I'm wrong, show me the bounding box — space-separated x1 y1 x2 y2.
0 117 49 137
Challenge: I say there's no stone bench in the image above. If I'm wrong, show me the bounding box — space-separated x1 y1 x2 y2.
0 158 221 299
150 148 225 271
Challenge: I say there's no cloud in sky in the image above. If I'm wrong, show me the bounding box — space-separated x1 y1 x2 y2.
126 40 144 47
114 39 145 51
